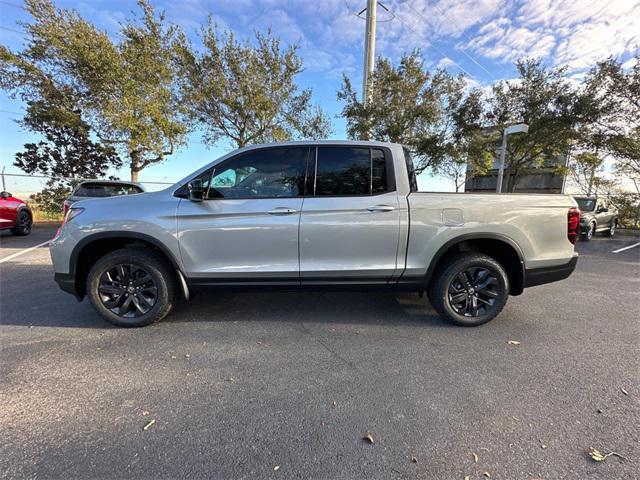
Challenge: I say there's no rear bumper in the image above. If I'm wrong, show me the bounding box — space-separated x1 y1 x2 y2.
54 272 83 300
524 254 578 288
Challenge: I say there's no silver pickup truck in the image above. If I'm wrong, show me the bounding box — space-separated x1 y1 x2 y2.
51 141 580 327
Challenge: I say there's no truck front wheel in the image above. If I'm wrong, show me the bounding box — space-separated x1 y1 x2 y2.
428 253 509 327
86 248 176 327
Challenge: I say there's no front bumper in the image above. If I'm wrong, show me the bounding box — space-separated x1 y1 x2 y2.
54 272 83 300
524 254 578 288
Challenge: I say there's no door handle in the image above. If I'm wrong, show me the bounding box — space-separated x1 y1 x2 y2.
267 207 297 215
367 205 395 212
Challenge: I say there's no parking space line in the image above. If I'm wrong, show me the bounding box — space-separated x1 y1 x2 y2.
0 240 51 264
612 242 640 254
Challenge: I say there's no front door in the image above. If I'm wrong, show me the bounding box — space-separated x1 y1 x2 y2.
177 146 310 284
299 146 402 284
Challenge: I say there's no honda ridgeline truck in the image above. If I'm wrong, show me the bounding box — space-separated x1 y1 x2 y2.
50 141 580 327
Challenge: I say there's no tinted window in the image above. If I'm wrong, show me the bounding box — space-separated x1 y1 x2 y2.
575 198 595 211
199 147 308 199
315 147 389 196
74 183 143 197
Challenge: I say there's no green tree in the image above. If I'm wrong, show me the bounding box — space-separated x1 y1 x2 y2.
567 152 605 195
485 58 576 192
588 56 640 186
177 23 331 148
13 91 122 216
0 0 189 181
338 51 491 178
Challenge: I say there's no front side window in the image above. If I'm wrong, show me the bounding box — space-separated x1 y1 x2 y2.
196 147 308 199
314 147 390 196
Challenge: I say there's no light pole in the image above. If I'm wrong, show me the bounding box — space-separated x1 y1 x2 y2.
362 0 377 106
496 123 529 193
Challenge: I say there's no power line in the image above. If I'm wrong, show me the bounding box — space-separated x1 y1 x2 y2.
391 10 474 79
404 1 497 80
0 25 25 35
0 0 24 9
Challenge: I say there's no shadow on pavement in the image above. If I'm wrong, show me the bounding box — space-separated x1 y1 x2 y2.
1 263 449 329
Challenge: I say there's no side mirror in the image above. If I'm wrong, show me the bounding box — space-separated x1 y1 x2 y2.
188 179 204 202
0 191 11 199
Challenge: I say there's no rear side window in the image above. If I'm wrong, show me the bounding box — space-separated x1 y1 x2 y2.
74 183 143 197
314 147 392 196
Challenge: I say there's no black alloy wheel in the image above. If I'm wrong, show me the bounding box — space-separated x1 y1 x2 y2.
98 264 158 318
87 247 176 327
11 210 32 236
447 267 499 318
428 253 509 327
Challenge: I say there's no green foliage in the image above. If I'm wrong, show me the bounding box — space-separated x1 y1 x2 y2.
567 152 605 195
177 24 331 148
338 51 492 180
486 59 576 192
29 180 72 216
609 193 640 229
1 0 189 181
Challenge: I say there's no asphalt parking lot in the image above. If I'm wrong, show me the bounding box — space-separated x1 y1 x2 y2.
1 225 639 479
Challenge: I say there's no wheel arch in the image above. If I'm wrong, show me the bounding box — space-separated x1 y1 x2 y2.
69 232 187 299
425 233 526 296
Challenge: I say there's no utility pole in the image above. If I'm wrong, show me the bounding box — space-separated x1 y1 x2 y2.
362 0 377 106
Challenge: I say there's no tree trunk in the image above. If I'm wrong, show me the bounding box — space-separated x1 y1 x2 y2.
130 150 139 182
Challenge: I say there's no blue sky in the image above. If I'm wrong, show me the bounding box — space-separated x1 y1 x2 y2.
1 0 639 193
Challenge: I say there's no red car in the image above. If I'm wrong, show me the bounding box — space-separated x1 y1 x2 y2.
0 191 32 236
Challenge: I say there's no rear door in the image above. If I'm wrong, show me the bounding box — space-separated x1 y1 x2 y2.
176 146 310 284
299 146 401 284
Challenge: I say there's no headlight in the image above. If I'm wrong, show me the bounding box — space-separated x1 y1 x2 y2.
64 207 85 224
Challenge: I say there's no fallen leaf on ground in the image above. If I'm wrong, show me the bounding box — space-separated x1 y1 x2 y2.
273 465 280 471
472 452 478 463
143 419 156 431
411 456 417 463
142 411 149 416
484 472 491 478
464 476 470 480
597 408 603 414
228 377 235 383
363 432 374 444
621 387 628 395
589 447 626 462
332 401 337 408
508 340 521 345
589 447 608 462
184 354 190 359
170 355 177 359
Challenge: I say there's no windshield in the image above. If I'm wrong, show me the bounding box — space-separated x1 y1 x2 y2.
74 183 143 197
575 198 596 211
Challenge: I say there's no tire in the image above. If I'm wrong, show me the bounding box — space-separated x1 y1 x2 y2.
603 220 616 237
10 210 32 236
428 253 510 327
581 222 595 241
86 247 176 327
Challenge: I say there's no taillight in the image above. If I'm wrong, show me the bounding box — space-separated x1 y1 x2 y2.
567 207 580 245
62 200 71 217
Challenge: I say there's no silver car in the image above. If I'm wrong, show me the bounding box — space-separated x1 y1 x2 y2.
50 141 578 328
63 180 145 216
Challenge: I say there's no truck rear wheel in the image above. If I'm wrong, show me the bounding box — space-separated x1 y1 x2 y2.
86 248 176 327
428 253 509 327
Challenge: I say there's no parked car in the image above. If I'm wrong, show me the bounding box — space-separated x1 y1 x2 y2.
0 191 32 236
50 141 579 328
573 195 618 240
63 180 145 216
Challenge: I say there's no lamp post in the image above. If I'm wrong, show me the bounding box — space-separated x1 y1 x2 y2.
496 123 529 193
